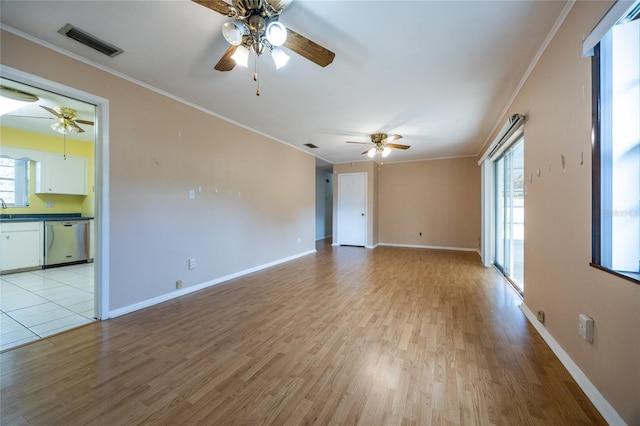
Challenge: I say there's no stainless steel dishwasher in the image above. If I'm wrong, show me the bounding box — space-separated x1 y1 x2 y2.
44 220 90 267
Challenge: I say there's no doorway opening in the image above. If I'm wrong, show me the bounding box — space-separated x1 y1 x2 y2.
315 158 333 251
0 68 108 351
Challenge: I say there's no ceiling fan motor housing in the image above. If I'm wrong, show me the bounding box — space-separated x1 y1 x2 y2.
234 0 282 18
248 15 266 35
56 106 78 119
371 133 387 144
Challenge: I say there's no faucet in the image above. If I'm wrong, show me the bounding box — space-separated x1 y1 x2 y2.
0 197 7 209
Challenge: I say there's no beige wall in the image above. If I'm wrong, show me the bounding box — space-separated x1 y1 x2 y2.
332 158 479 251
484 2 639 423
1 30 316 312
333 161 378 247
379 157 481 250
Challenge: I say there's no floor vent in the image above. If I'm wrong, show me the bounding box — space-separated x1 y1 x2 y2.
304 143 319 149
58 24 124 58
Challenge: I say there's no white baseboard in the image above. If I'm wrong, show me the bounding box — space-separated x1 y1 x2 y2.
519 303 626 426
109 249 317 318
332 243 476 252
378 243 478 252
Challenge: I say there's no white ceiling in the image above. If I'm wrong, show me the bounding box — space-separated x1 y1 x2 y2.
0 0 569 164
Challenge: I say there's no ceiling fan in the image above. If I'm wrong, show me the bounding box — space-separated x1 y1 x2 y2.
193 0 335 94
11 105 94 134
347 133 410 160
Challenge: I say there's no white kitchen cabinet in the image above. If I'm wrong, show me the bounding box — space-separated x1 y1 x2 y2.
35 153 87 195
0 222 43 273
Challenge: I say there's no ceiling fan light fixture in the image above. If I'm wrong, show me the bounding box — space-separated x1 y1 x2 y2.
367 147 377 158
51 121 79 135
222 20 245 45
271 47 290 69
231 44 250 67
382 146 391 157
265 21 287 46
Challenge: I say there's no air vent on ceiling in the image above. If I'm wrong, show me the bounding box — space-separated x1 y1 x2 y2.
304 143 319 149
58 24 123 58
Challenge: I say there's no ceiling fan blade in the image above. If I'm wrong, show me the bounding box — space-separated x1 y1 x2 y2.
283 28 335 67
346 141 372 145
7 115 53 120
214 44 239 71
361 149 372 155
191 0 235 16
386 143 410 150
75 119 94 126
382 134 403 143
40 105 63 119
69 122 85 133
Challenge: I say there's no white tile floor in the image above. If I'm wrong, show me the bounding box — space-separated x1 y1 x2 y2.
0 263 95 351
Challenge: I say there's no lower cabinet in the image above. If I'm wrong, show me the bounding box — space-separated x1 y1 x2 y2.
0 222 43 273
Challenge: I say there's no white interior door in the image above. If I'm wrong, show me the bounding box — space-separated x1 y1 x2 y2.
337 173 367 246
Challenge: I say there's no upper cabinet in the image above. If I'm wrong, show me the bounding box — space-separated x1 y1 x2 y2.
35 153 87 195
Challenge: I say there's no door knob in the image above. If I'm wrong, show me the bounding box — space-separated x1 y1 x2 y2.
361 213 365 216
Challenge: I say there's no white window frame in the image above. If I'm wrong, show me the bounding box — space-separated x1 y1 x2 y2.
0 157 29 207
588 0 640 282
479 115 525 267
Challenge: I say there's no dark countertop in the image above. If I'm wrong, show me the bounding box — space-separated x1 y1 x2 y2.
0 213 94 223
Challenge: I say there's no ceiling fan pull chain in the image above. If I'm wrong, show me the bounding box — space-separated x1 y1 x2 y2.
63 133 67 160
254 53 260 96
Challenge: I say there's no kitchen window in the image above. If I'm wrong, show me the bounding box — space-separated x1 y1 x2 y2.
0 157 29 207
589 2 640 283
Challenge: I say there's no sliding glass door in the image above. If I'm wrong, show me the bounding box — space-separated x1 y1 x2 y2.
495 139 524 291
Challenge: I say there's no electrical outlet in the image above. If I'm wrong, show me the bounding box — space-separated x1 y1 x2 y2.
579 314 594 342
537 310 545 324
176 280 183 289
188 258 196 270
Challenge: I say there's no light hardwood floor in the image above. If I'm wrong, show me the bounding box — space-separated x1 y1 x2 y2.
1 245 605 425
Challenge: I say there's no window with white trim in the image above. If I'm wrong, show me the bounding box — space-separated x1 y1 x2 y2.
0 157 29 207
590 2 640 282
